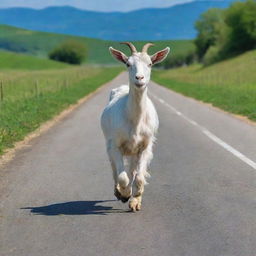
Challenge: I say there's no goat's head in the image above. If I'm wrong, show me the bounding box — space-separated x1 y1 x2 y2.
109 42 170 89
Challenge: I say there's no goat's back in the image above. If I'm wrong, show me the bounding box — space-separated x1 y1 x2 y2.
101 85 129 139
109 85 129 103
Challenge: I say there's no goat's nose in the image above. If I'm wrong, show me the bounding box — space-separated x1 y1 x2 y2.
135 75 144 80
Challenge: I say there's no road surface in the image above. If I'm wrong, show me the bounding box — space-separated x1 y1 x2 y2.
1 72 256 256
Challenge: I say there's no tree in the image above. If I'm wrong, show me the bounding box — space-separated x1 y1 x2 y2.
194 0 256 65
49 40 87 64
224 0 256 55
194 8 224 60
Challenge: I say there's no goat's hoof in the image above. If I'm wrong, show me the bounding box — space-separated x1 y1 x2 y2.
136 203 141 211
114 188 130 203
120 196 130 203
114 187 122 200
129 198 141 212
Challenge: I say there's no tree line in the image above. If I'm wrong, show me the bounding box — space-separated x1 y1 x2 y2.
160 0 256 69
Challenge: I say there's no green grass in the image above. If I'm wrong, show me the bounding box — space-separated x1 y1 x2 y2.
0 24 194 64
152 49 256 121
0 64 122 155
0 50 69 70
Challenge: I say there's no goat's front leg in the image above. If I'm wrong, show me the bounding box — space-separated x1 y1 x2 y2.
129 146 153 212
107 144 132 202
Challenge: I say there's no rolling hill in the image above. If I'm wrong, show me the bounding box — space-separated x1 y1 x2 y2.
0 49 70 70
0 25 195 64
0 0 238 41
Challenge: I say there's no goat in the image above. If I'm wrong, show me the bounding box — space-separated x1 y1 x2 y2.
101 42 170 211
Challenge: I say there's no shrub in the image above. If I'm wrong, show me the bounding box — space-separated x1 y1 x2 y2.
49 40 87 64
223 0 256 55
159 50 196 69
203 45 221 65
194 8 224 60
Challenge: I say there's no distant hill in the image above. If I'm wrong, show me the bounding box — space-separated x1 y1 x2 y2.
0 25 195 64
0 0 238 40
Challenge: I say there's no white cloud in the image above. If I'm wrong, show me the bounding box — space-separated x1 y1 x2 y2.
0 0 195 12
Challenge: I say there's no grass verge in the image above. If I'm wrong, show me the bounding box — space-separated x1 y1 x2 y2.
152 50 256 122
0 67 122 155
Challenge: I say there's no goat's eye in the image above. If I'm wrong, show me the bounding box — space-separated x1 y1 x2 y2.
148 63 152 67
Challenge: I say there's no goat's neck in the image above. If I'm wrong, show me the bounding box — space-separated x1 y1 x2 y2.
127 83 148 127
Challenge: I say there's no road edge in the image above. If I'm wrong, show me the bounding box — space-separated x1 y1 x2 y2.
0 72 123 168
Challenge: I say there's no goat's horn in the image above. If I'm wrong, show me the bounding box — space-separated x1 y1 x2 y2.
120 42 137 54
142 43 154 53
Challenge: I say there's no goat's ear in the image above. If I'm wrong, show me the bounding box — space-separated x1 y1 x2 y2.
109 47 128 64
151 47 170 65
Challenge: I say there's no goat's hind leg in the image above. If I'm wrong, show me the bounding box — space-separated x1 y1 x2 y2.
107 143 131 202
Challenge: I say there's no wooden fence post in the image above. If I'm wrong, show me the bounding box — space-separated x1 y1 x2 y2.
35 80 39 97
0 81 3 101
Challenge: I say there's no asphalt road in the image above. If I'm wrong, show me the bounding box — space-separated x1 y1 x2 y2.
1 72 256 256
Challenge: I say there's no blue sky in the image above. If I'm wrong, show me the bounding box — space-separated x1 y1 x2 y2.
0 0 196 12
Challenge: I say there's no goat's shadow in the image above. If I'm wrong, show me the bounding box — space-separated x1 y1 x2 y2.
22 200 127 216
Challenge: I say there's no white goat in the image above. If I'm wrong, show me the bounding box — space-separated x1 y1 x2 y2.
101 42 170 211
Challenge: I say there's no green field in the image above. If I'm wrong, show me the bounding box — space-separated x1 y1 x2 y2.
0 25 194 64
0 50 69 70
0 51 122 155
152 49 256 121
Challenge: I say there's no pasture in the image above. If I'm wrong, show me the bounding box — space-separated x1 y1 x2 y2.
0 50 69 70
